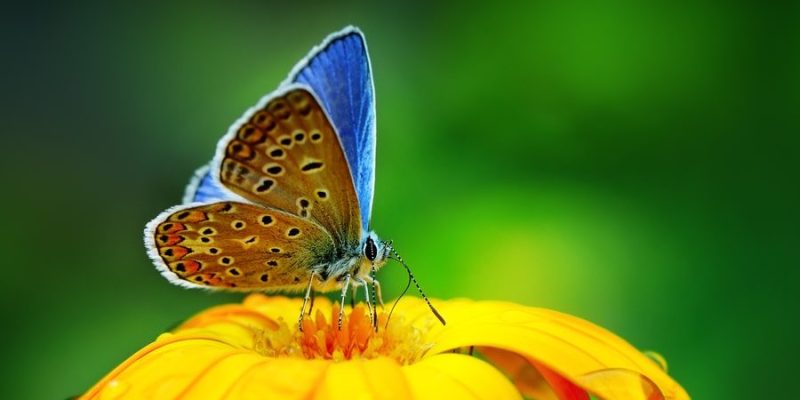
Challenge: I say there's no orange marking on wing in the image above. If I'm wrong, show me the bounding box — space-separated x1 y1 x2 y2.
173 260 202 275
160 223 186 234
238 124 266 144
227 140 255 161
173 211 207 223
205 274 225 286
158 201 334 290
162 235 183 246
162 246 190 259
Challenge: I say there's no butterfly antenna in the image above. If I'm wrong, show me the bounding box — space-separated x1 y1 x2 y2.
386 270 413 330
389 248 446 326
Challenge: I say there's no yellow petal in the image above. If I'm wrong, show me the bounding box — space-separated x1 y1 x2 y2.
403 353 522 400
576 368 666 400
222 358 329 399
314 357 412 400
84 333 263 399
83 295 688 400
167 351 272 398
406 299 688 400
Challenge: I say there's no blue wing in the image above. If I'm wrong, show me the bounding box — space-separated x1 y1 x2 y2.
182 164 236 204
285 26 376 231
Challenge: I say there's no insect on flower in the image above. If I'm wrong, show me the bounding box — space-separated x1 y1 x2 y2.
144 26 444 330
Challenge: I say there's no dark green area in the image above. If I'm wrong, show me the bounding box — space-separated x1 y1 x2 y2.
1 1 797 398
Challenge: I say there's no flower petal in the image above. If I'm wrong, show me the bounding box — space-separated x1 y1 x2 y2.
402 353 522 400
480 347 565 400
222 358 329 399
408 299 688 400
532 360 591 400
168 351 272 398
575 368 666 400
83 295 687 400
83 333 265 399
313 357 412 400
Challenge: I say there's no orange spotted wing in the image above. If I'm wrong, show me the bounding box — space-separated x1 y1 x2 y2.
146 85 362 291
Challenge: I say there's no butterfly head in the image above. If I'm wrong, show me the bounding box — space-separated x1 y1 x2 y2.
362 232 391 268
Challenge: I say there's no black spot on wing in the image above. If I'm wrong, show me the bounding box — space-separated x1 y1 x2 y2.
301 161 323 172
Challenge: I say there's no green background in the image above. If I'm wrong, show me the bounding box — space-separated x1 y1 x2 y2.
1 1 797 398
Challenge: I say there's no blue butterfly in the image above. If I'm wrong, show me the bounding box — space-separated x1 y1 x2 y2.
146 27 443 329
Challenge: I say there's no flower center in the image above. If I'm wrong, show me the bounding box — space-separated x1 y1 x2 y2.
253 303 432 364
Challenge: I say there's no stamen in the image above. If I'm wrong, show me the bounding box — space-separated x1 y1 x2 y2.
254 304 433 364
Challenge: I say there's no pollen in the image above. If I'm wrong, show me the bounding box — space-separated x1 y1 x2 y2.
253 304 431 365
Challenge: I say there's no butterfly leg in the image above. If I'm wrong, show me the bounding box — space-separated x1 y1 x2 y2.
372 278 384 331
374 279 384 308
338 273 351 330
356 278 375 328
366 273 385 308
298 272 318 331
308 290 316 316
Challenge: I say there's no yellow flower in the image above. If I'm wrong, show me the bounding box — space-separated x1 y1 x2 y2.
82 295 689 399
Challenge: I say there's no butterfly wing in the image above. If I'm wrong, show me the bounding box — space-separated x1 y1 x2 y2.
145 201 335 290
284 26 376 231
182 164 237 204
211 85 362 250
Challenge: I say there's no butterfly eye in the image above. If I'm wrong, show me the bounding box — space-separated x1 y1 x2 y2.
364 238 378 261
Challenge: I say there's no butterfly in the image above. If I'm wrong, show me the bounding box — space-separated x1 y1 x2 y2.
144 26 444 330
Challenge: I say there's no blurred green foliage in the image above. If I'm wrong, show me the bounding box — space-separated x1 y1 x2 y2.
1 1 797 398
